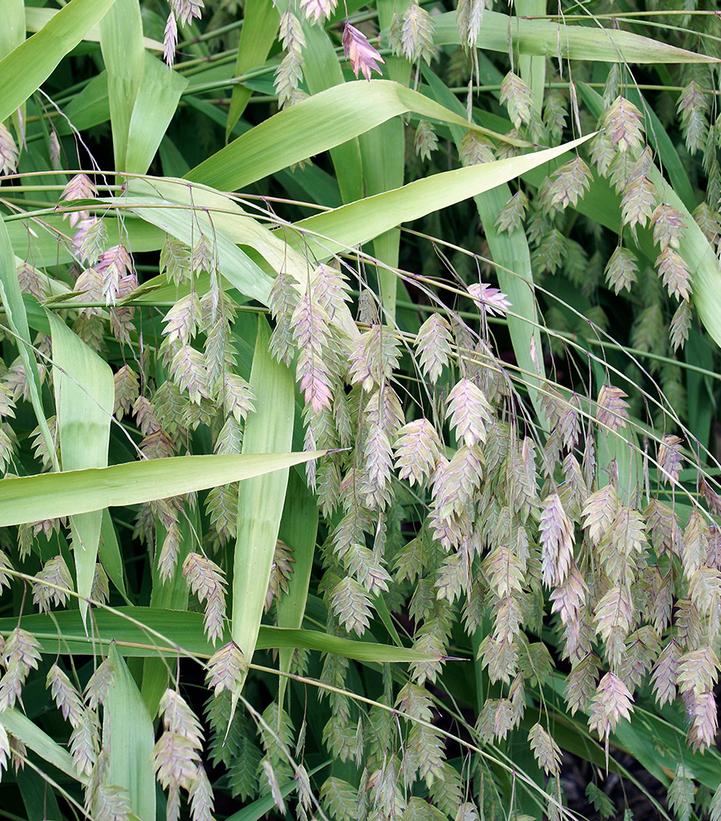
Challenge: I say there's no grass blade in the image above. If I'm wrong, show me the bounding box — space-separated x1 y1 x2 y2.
0 1 24 59
226 0 279 136
433 9 719 63
0 608 439 664
125 54 188 174
232 317 295 683
516 0 546 116
99 0 145 170
0 451 323 526
103 645 156 820
292 17 365 203
288 134 592 258
24 6 163 50
186 79 528 191
47 312 114 623
357 0 410 320
116 188 274 305
99 510 129 600
0 0 116 123
0 709 80 782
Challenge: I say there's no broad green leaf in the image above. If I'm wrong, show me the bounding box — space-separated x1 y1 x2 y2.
433 10 719 63
125 53 188 174
0 1 24 60
104 645 156 821
292 17 364 204
0 0 117 123
516 0 546 116
0 215 57 469
110 185 274 305
47 312 114 623
276 470 318 708
186 79 529 191
226 0 279 135
99 0 145 170
288 133 593 259
24 6 163 50
0 451 323 526
116 180 359 338
61 71 111 134
0 608 438 664
0 0 25 137
232 318 295 684
0 708 80 782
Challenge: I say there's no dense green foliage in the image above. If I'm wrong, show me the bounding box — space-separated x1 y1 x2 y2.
2 1 721 819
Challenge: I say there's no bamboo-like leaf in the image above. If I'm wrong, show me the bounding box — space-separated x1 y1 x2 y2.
0 608 437 664
0 451 323 526
0 709 80 782
287 134 593 259
0 0 117 123
289 15 365 204
24 6 163 50
60 71 110 135
99 0 145 171
433 9 719 63
103 645 156 821
115 179 359 337
112 189 274 305
47 312 114 623
226 0 279 135
125 54 188 174
516 0 546 116
186 79 529 191
358 0 411 320
0 0 24 141
0 1 24 61
232 317 295 685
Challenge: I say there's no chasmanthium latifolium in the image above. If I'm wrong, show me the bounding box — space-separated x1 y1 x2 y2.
5 1 721 818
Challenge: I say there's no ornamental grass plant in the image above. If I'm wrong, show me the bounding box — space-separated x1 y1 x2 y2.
2 1 721 819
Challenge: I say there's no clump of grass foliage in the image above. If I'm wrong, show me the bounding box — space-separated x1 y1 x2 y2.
2 1 721 819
